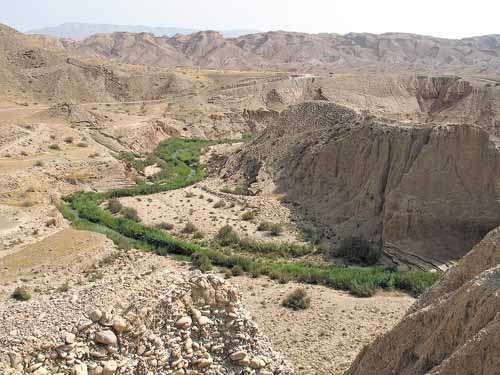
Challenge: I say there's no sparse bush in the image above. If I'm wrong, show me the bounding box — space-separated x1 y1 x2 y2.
335 237 382 266
182 222 198 234
213 200 226 209
215 225 240 246
300 224 321 245
77 142 88 148
34 160 44 167
48 144 61 151
64 137 74 144
57 281 70 293
242 210 257 221
231 265 244 276
12 287 31 301
191 253 212 273
282 288 310 310
121 207 140 222
108 199 123 214
257 222 283 236
223 269 233 279
89 152 100 158
157 222 174 230
193 231 205 239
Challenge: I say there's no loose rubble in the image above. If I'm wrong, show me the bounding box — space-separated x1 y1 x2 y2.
0 266 292 375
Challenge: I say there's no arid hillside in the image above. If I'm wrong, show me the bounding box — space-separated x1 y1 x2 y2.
49 29 500 74
217 102 500 269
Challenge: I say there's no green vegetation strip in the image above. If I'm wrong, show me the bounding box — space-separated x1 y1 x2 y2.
60 138 440 297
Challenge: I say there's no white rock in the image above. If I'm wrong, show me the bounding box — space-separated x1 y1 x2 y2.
112 316 128 333
33 367 48 375
64 332 76 344
95 330 117 346
230 350 247 361
197 316 212 326
73 363 88 375
175 316 192 329
101 360 117 375
89 309 102 322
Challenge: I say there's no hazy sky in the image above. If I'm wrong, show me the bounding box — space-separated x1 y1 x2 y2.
2 0 499 38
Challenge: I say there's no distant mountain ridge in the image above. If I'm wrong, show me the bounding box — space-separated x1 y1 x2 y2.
27 22 260 39
6 23 500 74
59 29 500 74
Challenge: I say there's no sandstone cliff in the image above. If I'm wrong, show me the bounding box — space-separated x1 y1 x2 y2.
345 227 500 375
219 102 500 268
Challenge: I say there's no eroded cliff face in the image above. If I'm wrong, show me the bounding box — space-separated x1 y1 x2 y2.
345 227 500 375
219 102 500 268
411 76 496 134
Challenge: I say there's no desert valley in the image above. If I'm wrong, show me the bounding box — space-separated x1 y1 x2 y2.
0 15 499 375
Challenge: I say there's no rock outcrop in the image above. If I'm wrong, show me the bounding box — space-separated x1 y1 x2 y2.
0 268 292 375
345 227 500 375
219 101 500 268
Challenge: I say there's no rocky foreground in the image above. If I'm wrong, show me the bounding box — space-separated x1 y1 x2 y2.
0 250 292 375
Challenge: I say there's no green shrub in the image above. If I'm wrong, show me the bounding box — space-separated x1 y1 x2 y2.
12 287 31 301
257 222 283 236
282 288 310 310
349 280 375 297
192 253 212 273
108 199 123 214
121 207 140 222
215 225 240 246
237 238 312 258
335 237 382 266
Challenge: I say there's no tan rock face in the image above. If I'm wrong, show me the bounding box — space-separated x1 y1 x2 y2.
345 227 500 375
219 102 500 268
